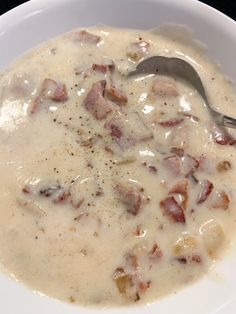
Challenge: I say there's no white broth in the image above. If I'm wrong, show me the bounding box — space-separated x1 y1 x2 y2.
0 26 236 306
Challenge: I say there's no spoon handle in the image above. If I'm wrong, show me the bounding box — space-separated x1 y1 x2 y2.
222 115 236 129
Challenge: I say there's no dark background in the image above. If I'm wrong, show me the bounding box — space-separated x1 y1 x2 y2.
0 0 236 20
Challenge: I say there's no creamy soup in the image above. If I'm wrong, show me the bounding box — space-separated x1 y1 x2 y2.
0 26 236 307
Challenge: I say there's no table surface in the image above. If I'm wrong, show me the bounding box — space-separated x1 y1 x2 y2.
0 0 236 20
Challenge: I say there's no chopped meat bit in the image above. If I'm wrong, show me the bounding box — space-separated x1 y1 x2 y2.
41 78 68 102
22 185 32 194
176 257 187 264
105 86 128 106
211 124 236 145
158 118 184 127
169 179 188 196
114 183 144 216
138 281 151 293
109 122 123 139
196 155 214 174
192 254 202 263
126 41 150 61
53 190 71 204
149 243 163 260
92 63 115 73
106 112 153 150
163 155 181 176
216 160 231 172
133 225 146 237
152 79 179 98
133 40 150 53
170 147 184 157
176 254 201 264
104 146 114 154
30 96 43 114
75 30 101 44
197 180 214 204
142 162 158 174
39 184 61 197
211 191 230 210
160 197 185 223
168 179 188 209
83 80 112 120
186 170 199 184
126 254 139 270
168 125 190 149
181 154 199 176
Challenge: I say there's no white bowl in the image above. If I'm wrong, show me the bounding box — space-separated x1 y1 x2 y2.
1 0 236 313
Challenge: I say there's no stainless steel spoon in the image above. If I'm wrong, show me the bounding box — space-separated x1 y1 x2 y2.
128 56 236 129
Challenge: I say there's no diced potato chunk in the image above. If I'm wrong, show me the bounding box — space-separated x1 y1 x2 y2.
173 235 198 256
200 220 225 259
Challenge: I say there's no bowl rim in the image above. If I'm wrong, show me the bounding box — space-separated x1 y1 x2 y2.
0 0 236 31
1 1 236 314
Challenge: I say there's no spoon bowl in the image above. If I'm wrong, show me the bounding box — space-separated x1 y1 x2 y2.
129 56 236 129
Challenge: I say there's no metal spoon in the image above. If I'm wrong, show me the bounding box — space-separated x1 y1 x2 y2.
128 56 236 129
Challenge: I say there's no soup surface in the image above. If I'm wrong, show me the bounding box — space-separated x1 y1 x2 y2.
0 26 236 306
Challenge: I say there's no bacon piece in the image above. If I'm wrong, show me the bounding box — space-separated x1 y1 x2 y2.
30 96 43 114
176 257 187 264
126 41 150 61
105 86 128 106
160 196 185 223
22 185 32 194
114 183 143 216
182 154 199 176
108 121 123 139
75 30 101 44
197 180 214 204
211 191 230 210
83 80 112 120
106 112 153 150
169 179 188 195
53 190 71 204
126 254 139 270
186 170 199 184
168 179 188 209
149 243 163 260
41 79 68 102
163 156 181 176
138 281 151 294
39 184 61 197
133 225 146 237
196 155 215 175
142 162 158 174
170 147 184 157
134 41 150 53
152 79 179 98
31 79 68 113
211 125 236 145
158 118 184 127
92 63 115 73
176 254 201 264
168 125 189 149
192 254 201 263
